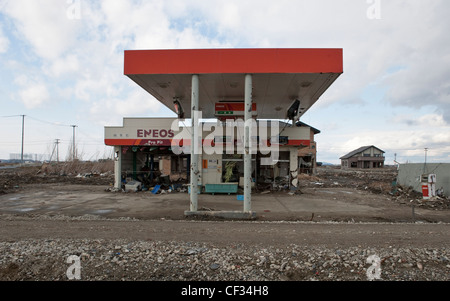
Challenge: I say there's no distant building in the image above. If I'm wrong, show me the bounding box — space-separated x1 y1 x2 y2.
9 153 45 162
340 146 385 169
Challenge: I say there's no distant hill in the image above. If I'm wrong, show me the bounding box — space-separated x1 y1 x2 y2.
317 162 336 166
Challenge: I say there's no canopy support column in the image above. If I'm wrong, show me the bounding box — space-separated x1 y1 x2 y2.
114 146 122 190
244 74 253 212
190 74 200 212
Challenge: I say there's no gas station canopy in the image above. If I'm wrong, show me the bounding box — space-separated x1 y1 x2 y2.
124 48 343 119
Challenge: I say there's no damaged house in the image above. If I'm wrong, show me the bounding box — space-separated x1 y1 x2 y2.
340 145 385 169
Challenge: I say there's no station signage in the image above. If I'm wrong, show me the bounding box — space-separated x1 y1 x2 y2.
137 129 175 139
215 102 257 118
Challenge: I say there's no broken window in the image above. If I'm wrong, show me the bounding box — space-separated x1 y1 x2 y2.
299 156 313 174
171 156 188 173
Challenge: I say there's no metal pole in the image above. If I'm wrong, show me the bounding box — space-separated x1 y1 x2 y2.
21 115 25 164
190 74 199 212
72 125 77 161
56 139 60 163
49 142 56 163
423 148 428 174
244 74 253 212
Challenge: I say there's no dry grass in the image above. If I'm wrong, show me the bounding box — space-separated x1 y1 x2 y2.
39 160 114 176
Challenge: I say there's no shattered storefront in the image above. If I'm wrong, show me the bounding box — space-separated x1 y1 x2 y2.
105 117 315 193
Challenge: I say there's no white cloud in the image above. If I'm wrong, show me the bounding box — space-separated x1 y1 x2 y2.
74 72 122 103
395 113 449 128
45 54 80 77
0 24 9 53
12 74 50 108
19 83 50 109
3 0 81 60
317 121 450 164
87 89 169 128
114 90 163 117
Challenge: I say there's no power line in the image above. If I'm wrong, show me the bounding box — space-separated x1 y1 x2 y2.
26 115 73 127
0 115 23 118
1 114 73 127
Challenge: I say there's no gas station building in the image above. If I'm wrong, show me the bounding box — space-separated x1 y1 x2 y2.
105 48 343 219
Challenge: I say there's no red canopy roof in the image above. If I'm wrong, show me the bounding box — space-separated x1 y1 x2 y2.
124 48 343 119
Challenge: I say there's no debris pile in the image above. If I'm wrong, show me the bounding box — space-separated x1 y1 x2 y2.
106 179 189 195
314 166 398 192
393 185 450 210
256 175 291 192
312 166 450 211
0 161 115 194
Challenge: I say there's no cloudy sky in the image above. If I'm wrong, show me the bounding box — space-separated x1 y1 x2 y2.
0 0 449 164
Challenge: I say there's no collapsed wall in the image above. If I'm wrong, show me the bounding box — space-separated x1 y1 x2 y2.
397 163 450 197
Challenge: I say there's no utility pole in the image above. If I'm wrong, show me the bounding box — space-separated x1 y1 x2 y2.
55 139 60 163
21 115 25 164
71 125 78 161
423 148 429 174
49 139 60 163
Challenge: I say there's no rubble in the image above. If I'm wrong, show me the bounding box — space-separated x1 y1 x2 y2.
298 166 450 211
0 161 115 193
125 181 142 192
391 184 450 210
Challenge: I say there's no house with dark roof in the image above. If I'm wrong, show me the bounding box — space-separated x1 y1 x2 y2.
340 146 385 169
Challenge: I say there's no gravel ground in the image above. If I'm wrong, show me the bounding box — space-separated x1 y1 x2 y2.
1 217 449 282
4 240 450 281
1 238 450 281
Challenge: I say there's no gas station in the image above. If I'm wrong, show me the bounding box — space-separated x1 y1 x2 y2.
105 48 343 219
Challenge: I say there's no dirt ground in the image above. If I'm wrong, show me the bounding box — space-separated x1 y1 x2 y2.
0 162 449 223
